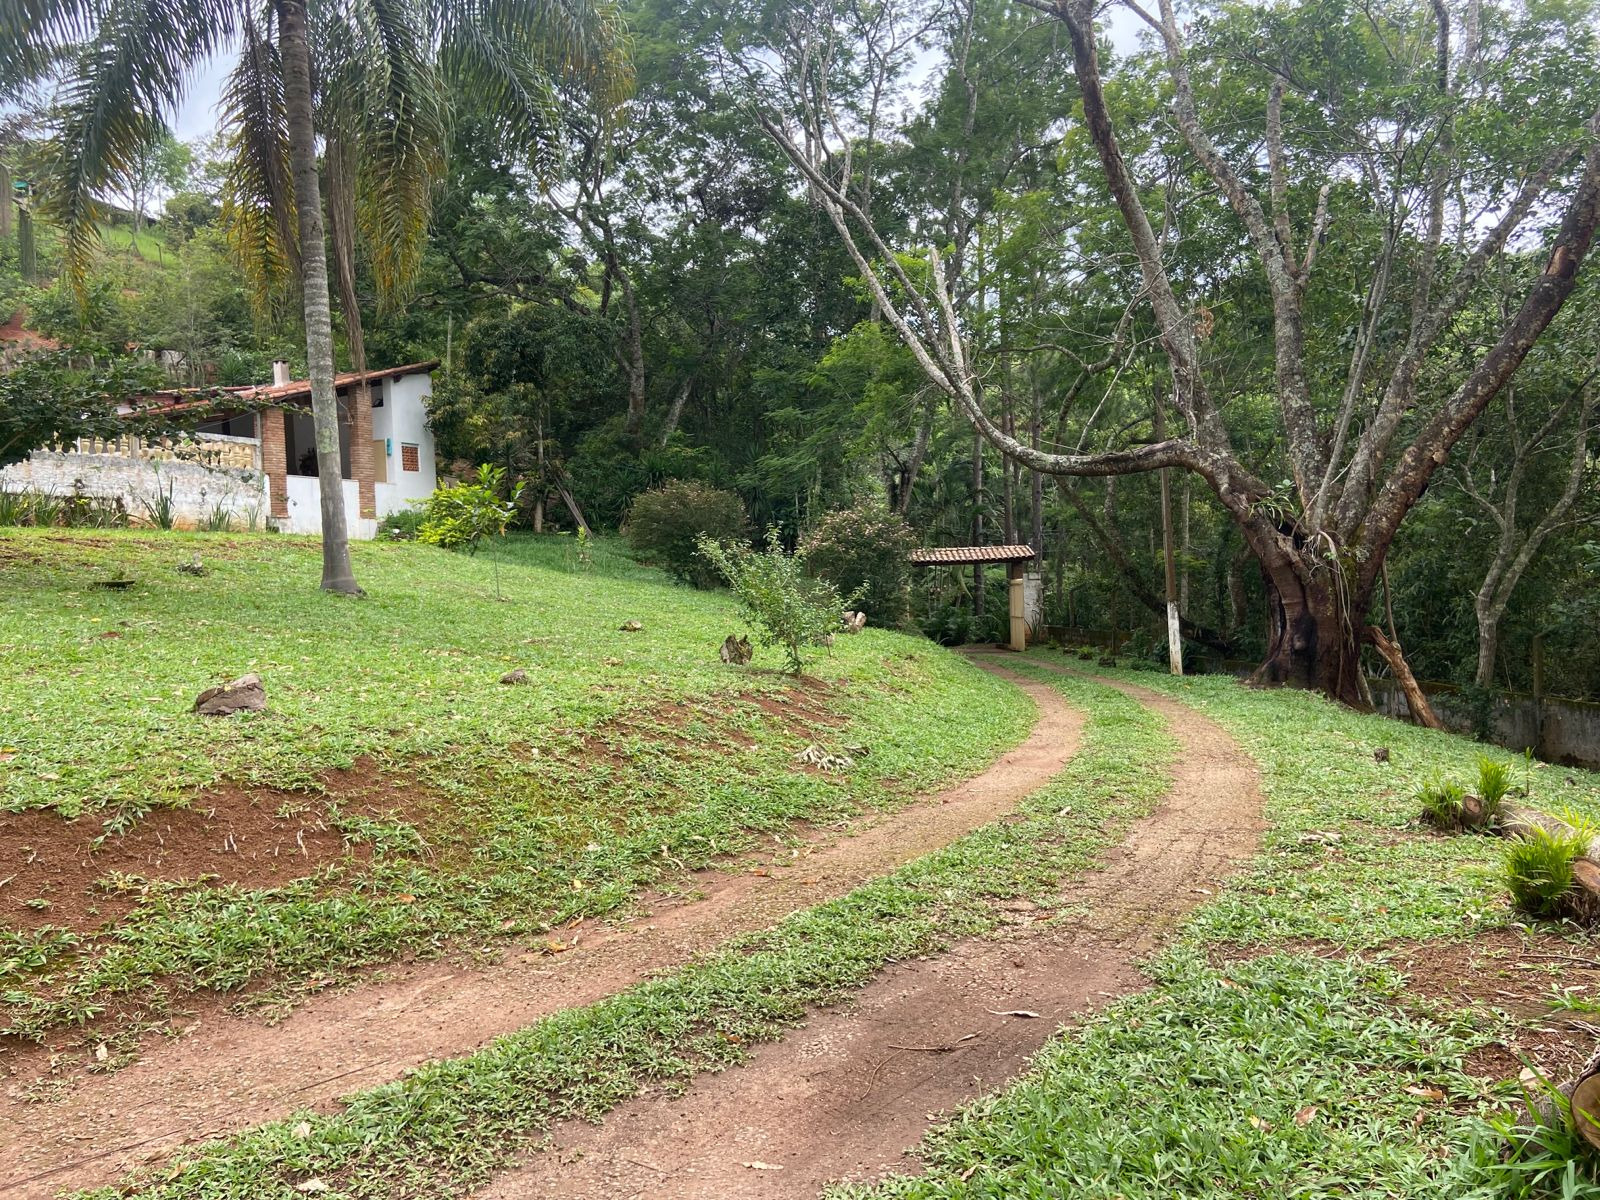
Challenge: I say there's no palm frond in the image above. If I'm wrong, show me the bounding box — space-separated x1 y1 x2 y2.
322 0 447 307
0 0 101 90
434 0 633 164
28 0 241 297
219 10 299 319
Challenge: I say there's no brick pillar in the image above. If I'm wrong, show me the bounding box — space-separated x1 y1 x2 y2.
259 408 289 520
351 380 376 519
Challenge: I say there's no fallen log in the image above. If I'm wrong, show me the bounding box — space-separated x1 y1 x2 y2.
1366 625 1443 730
1570 1056 1600 1152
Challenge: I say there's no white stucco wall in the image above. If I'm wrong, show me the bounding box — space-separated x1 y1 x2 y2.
280 475 375 539
370 372 437 508
1 447 270 529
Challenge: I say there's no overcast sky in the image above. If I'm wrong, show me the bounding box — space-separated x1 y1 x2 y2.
166 9 1148 144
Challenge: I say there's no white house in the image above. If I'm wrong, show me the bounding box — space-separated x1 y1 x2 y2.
0 360 439 538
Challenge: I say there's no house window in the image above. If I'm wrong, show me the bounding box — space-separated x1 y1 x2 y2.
401 443 420 472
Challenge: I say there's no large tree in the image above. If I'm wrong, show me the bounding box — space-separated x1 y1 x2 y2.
3 0 628 593
740 0 1600 703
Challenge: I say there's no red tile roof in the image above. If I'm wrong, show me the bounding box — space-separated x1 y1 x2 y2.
126 360 439 415
909 545 1036 565
237 360 440 405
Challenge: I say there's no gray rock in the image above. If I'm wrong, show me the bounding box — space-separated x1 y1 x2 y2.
193 673 266 717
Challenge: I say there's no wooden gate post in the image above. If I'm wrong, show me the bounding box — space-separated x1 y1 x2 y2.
1008 562 1026 652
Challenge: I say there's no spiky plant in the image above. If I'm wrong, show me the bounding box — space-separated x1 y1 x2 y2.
3 0 630 593
1477 755 1514 823
1505 826 1591 919
1417 776 1469 829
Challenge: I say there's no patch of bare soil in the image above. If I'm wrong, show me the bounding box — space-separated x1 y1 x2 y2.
477 655 1265 1200
0 780 392 935
1387 929 1600 1084
1214 927 1600 1094
0 664 1082 1200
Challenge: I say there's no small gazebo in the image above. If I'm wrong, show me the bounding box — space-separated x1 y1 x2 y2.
909 544 1036 652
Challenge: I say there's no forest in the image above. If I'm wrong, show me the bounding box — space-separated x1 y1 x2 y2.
2 0 1597 705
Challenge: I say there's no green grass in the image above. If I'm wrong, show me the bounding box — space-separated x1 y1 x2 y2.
834 652 1600 1200
94 220 171 265
71 671 1176 1199
1 529 1034 1040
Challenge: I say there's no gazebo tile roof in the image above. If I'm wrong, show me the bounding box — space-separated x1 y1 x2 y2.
909 544 1035 565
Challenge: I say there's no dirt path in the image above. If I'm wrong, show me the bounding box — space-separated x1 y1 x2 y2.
0 664 1081 1200
479 658 1264 1200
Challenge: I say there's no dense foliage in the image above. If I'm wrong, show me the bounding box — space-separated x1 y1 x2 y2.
802 498 917 627
624 480 749 589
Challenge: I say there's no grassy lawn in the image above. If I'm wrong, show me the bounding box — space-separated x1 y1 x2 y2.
835 653 1600 1200
70 670 1175 1199
1 528 1033 1046
93 221 170 264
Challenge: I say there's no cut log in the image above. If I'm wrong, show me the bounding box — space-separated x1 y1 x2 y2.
1366 626 1443 730
1500 802 1596 850
1571 1067 1600 1151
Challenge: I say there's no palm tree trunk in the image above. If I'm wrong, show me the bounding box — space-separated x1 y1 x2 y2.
279 0 361 594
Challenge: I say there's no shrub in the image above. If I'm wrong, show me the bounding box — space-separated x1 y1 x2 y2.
1505 825 1590 918
417 465 520 554
378 508 426 542
801 498 917 626
1417 777 1468 829
626 480 748 589
696 527 855 674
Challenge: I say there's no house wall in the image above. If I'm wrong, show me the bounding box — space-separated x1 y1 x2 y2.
370 373 437 507
279 475 376 540
1 440 270 528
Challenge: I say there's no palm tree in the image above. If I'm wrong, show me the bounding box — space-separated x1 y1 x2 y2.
1 0 630 593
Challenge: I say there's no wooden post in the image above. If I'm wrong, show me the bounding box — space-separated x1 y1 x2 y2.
1008 561 1026 652
1154 395 1182 675
1532 632 1547 758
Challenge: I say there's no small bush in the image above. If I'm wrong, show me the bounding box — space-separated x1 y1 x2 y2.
140 478 177 530
1478 755 1514 819
801 498 917 626
696 527 855 674
626 481 748 589
378 508 426 542
417 465 519 554
1417 777 1469 828
1505 827 1590 918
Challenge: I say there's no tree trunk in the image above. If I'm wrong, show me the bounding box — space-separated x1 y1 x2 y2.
657 376 692 448
1474 611 1502 690
326 137 376 522
972 430 985 622
279 0 360 594
1248 545 1366 706
1366 625 1443 729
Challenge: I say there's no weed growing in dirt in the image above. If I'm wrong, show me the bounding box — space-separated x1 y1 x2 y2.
68 672 1175 1199
1419 776 1470 827
1479 755 1515 819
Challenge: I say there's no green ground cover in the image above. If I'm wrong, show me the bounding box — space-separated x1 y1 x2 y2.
74 671 1176 1199
837 653 1600 1200
1 529 1032 1043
